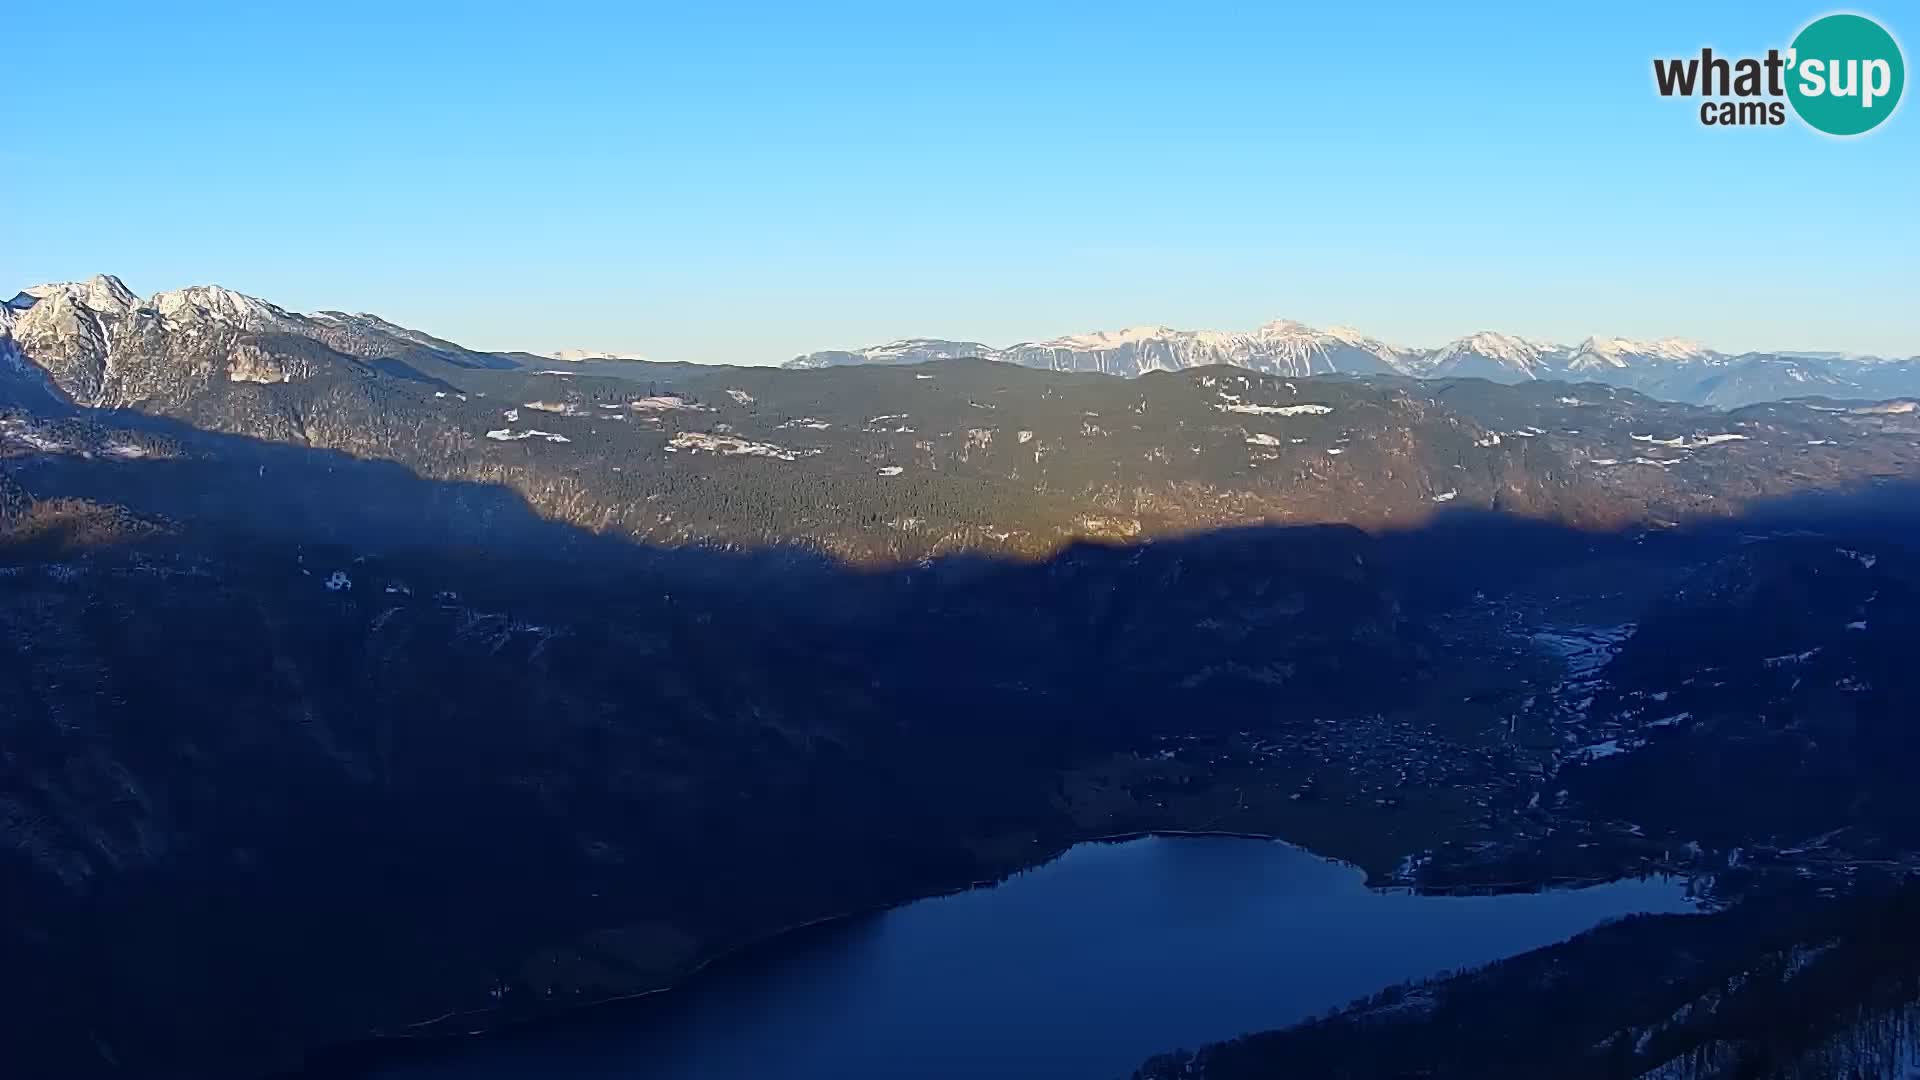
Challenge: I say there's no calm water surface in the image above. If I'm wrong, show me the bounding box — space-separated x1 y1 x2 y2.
374 837 1694 1080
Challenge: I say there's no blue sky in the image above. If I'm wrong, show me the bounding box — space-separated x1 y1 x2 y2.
5 1 1915 362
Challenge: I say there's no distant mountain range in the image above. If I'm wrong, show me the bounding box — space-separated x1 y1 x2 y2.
789 321 1920 409
8 275 1917 411
545 348 647 363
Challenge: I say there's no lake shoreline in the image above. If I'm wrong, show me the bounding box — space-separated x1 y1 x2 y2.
290 830 1672 1078
291 829 1310 1075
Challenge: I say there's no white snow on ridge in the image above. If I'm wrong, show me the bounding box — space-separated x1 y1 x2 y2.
1576 739 1626 761
20 274 139 315
547 348 645 362
1837 548 1878 570
33 277 1850 396
782 320 1761 380
626 395 706 413
1568 336 1712 369
151 284 292 327
1039 325 1183 351
770 287 1885 382
1006 318 1408 376
1762 648 1821 669
1629 432 1749 450
1427 331 1558 379
1218 402 1334 416
486 428 570 443
853 339 990 363
667 431 818 461
9 430 68 452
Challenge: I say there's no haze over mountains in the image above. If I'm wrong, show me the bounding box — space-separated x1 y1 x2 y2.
790 319 1920 410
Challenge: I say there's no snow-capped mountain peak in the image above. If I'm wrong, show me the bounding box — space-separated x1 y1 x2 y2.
16 274 139 316
978 318 1410 378
0 275 504 409
1569 336 1712 369
1426 331 1560 380
1320 324 1377 348
1237 318 1405 374
1255 318 1316 337
149 284 294 328
9 274 1918 412
1459 331 1550 359
1036 325 1182 351
863 338 991 361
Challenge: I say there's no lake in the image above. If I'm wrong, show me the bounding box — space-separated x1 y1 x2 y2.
368 836 1696 1080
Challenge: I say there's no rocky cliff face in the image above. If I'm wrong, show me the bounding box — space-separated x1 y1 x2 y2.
0 276 515 413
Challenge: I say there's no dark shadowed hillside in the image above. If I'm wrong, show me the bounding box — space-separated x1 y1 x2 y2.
7 279 1920 1080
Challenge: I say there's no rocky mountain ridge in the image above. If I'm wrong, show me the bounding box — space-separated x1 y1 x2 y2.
9 275 1914 412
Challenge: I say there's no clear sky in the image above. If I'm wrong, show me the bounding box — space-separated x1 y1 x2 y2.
5 1 1915 362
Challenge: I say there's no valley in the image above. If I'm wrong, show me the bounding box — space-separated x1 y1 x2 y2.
14 4 1918 1075
5 277 1920 1078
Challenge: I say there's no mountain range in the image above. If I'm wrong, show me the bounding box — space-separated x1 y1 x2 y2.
789 321 1920 410
8 275 1917 413
9 276 1920 565
9 274 1920 1078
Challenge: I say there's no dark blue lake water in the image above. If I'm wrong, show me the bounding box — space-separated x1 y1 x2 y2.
372 836 1694 1080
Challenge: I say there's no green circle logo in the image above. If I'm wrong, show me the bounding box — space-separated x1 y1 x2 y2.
1787 13 1905 135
